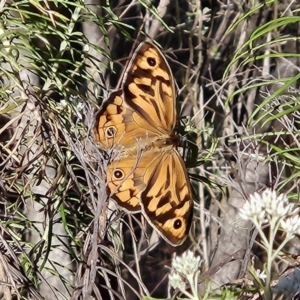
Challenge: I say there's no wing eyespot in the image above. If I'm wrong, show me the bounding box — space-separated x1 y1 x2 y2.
147 57 156 67
106 126 116 138
113 169 124 180
173 219 182 230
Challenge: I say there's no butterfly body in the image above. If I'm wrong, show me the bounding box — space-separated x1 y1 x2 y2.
94 42 193 246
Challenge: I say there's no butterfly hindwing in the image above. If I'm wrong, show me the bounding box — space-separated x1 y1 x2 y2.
140 149 193 245
106 148 193 246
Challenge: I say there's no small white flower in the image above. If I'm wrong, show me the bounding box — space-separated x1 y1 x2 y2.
83 44 90 53
256 269 267 281
172 250 202 275
281 215 300 237
58 99 68 108
261 189 294 217
76 102 85 111
73 102 85 120
239 192 266 221
169 272 186 291
240 189 298 223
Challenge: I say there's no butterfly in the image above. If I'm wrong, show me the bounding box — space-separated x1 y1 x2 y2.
94 41 193 246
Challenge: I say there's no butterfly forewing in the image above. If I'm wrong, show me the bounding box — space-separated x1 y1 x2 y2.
94 90 162 149
123 42 176 133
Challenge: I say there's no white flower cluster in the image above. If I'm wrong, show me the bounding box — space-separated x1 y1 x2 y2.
240 189 300 238
169 250 202 300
